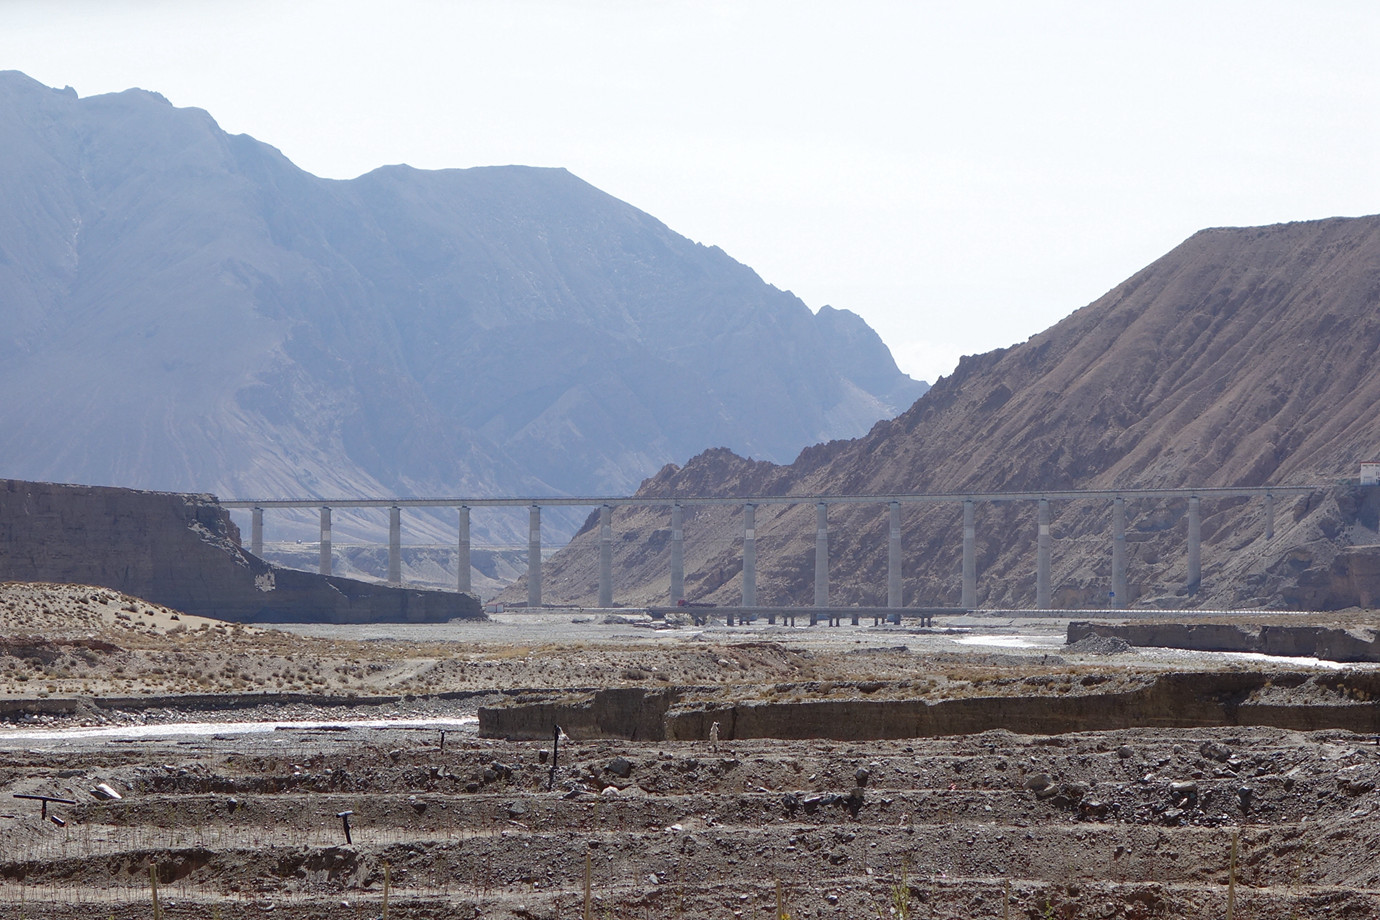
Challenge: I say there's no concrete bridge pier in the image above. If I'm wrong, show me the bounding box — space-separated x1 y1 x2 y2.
1036 499 1051 609
814 503 829 607
742 504 756 607
1186 495 1201 594
528 505 542 608
319 507 332 576
457 506 471 594
388 506 402 585
1111 497 1126 608
888 501 902 609
669 503 684 606
1265 493 1275 540
251 507 264 556
598 504 613 607
961 500 976 608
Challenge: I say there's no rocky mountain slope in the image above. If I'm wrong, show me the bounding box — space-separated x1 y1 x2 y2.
0 71 923 546
531 215 1380 610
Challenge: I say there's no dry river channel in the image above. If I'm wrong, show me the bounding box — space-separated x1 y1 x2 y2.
0 611 1376 919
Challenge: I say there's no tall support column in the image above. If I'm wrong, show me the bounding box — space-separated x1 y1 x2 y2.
1111 497 1127 608
528 505 542 608
388 506 402 585
669 503 684 606
741 503 756 608
961 499 976 609
457 506 471 594
814 503 829 607
251 507 264 556
598 504 614 607
1186 495 1202 594
887 501 903 609
1265 493 1275 540
319 507 332 576
1036 499 1051 609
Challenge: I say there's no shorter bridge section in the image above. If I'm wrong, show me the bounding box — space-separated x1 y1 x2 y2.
223 484 1321 610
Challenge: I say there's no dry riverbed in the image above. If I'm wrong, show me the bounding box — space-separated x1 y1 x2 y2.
0 582 1378 918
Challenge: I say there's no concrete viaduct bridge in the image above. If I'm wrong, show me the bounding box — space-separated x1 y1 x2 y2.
222 485 1320 611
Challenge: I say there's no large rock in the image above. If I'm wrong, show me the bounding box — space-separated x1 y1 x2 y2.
0 478 481 624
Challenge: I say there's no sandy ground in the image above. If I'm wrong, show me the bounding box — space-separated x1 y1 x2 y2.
0 582 1378 918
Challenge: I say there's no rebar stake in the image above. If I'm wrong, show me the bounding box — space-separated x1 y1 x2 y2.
548 724 562 791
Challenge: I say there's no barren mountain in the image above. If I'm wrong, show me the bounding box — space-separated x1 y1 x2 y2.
531 215 1380 610
0 71 923 546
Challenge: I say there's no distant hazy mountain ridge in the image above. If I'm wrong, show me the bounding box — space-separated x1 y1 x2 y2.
0 71 925 546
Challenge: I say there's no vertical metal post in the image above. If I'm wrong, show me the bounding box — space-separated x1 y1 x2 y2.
337 810 354 845
319 506 332 576
547 724 561 791
251 507 264 556
814 502 829 607
1186 495 1201 594
1265 493 1275 540
1036 499 1051 609
1112 496 1127 608
887 501 902 609
528 505 542 608
388 506 402 585
961 499 976 608
457 506 471 594
598 504 613 607
741 503 756 608
669 503 684 606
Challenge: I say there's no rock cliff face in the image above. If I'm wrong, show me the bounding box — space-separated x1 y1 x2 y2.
0 71 923 546
529 215 1380 610
0 479 480 623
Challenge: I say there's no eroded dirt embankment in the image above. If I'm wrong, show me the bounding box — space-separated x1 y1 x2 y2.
1068 620 1380 662
480 671 1380 742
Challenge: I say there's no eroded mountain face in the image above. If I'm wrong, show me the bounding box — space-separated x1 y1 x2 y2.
0 71 923 545
531 215 1380 610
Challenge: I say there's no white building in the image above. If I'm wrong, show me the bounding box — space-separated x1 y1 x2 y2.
1362 461 1380 486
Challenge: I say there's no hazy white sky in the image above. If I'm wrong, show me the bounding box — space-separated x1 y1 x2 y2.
4 1 1376 383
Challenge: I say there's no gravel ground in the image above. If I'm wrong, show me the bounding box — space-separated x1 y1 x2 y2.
0 583 1377 918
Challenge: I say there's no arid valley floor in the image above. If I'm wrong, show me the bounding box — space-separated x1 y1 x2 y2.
0 582 1378 918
